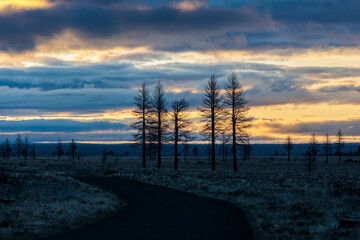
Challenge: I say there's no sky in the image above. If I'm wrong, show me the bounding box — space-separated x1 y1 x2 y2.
0 0 360 144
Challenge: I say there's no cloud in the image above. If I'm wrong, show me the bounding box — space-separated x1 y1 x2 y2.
261 118 360 136
0 0 359 52
1 60 360 112
0 4 274 51
318 85 360 93
0 119 128 133
170 0 208 12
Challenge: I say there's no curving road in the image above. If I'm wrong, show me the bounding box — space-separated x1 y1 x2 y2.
42 176 253 240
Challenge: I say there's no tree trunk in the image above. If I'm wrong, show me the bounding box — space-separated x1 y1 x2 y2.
142 110 146 168
232 104 237 171
184 145 188 162
158 113 161 169
222 144 225 162
288 148 290 162
325 144 329 163
211 105 215 171
174 115 178 170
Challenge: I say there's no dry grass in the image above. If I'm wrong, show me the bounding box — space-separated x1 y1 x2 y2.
0 169 126 239
2 156 360 239
112 156 360 240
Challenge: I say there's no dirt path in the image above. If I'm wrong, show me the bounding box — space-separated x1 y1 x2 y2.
41 176 253 240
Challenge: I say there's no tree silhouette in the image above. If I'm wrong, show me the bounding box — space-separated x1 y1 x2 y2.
336 129 344 163
207 143 211 162
149 81 168 169
24 135 29 160
308 132 317 173
69 139 77 161
223 73 252 171
170 98 194 169
199 74 222 171
147 139 156 162
323 132 331 163
0 144 5 159
284 136 293 162
193 146 199 161
32 144 36 160
309 132 317 161
5 139 11 159
15 134 22 160
57 139 63 160
102 148 107 169
242 136 251 161
183 142 189 162
131 82 152 168
219 130 230 162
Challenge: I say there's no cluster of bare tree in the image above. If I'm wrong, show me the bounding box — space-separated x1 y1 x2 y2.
0 135 78 161
0 135 34 160
1 134 36 160
132 73 252 171
285 129 345 173
0 139 12 159
55 139 77 161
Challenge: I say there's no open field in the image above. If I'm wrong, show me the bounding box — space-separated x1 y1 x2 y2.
0 164 126 240
1 155 360 239
114 156 360 240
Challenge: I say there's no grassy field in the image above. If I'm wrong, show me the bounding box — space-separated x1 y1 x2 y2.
0 161 126 239
1 155 360 239
89 155 360 240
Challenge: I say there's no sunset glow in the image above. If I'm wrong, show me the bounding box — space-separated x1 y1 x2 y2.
0 0 360 144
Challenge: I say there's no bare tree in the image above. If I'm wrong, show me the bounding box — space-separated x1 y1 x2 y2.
131 83 152 168
15 134 22 160
323 132 331 163
147 140 156 162
102 148 107 170
219 130 230 162
69 139 77 161
199 74 223 171
308 132 317 173
284 136 293 162
223 73 252 171
0 144 5 159
336 129 344 163
149 81 168 169
5 139 11 159
57 139 63 160
32 144 36 160
24 135 29 160
242 136 252 161
170 98 194 169
207 142 211 162
309 132 317 161
193 146 199 161
183 141 190 162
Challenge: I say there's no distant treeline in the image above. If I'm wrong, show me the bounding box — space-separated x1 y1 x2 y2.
2 142 360 159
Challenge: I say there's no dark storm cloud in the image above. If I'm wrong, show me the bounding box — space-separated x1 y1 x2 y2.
0 4 273 51
0 0 358 51
0 119 129 132
254 0 360 25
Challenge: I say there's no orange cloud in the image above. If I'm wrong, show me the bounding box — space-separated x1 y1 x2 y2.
0 0 53 13
170 0 207 12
